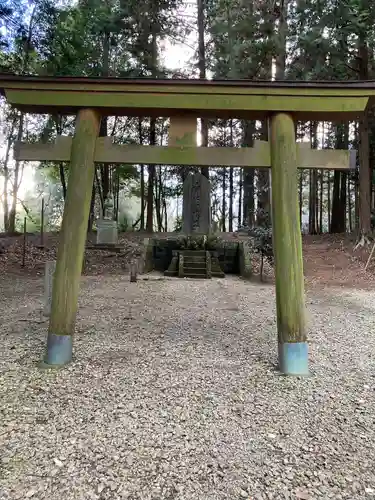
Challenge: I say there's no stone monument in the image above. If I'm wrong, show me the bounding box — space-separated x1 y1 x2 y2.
182 172 211 234
96 195 118 245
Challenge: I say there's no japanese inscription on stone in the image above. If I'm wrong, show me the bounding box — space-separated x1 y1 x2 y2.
182 172 211 234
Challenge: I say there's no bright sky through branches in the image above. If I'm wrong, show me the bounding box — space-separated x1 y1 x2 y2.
0 0 198 217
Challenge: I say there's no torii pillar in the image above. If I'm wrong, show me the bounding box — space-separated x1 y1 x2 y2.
270 113 307 376
43 109 101 367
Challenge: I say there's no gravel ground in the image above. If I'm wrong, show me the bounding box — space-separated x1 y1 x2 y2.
1 274 375 500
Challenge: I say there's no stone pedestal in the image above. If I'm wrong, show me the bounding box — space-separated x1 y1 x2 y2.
96 219 118 245
44 260 56 317
182 172 211 234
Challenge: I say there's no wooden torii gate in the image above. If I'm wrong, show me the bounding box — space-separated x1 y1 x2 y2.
1 75 373 375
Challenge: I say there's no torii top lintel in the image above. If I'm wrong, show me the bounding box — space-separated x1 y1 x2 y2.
1 74 375 120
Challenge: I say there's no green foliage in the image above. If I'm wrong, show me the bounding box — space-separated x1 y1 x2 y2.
177 235 206 250
248 209 274 267
249 225 274 265
173 216 182 232
206 0 276 80
176 234 222 251
117 212 133 232
2 0 375 237
205 234 221 250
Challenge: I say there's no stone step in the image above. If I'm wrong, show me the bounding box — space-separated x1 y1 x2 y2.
181 250 207 257
183 257 206 263
183 254 206 260
183 273 208 279
211 256 225 278
184 262 206 270
183 261 206 268
212 272 225 278
212 263 224 272
184 266 206 275
164 270 178 277
212 270 225 278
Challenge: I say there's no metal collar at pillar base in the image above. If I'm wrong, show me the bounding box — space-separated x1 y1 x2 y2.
278 342 309 376
43 334 73 367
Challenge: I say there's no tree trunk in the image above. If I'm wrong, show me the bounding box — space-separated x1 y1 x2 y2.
238 168 243 229
99 117 109 215
8 113 25 233
146 165 155 233
197 0 209 179
59 163 67 200
5 6 35 232
319 170 323 233
340 171 347 231
309 123 318 235
331 171 347 233
355 176 360 230
154 167 163 232
327 172 331 231
242 121 255 226
348 177 353 232
139 118 145 230
146 18 158 233
99 32 111 212
330 124 348 233
358 8 371 235
2 127 14 231
299 170 303 229
222 167 226 232
257 121 270 226
309 170 318 234
87 182 96 233
146 118 156 233
140 165 146 229
229 119 234 232
229 167 234 232
114 167 120 222
162 179 168 232
95 167 104 216
331 171 341 232
359 113 371 234
275 0 287 80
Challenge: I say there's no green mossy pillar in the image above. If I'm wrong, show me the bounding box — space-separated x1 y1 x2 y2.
270 113 308 376
44 109 101 367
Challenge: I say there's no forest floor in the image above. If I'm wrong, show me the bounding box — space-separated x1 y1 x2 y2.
1 232 375 499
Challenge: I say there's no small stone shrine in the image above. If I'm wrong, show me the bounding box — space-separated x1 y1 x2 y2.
96 195 118 245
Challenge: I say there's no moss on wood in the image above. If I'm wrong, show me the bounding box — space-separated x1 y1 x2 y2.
49 109 101 338
270 113 306 343
6 89 369 121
